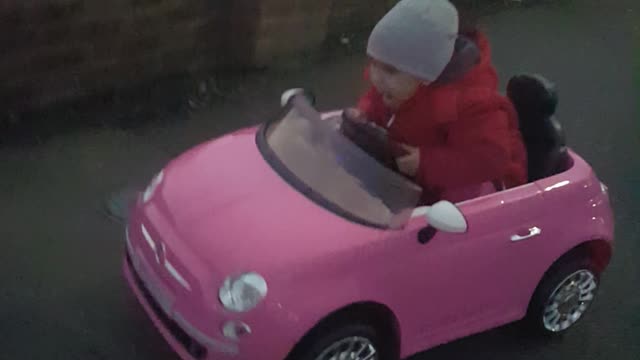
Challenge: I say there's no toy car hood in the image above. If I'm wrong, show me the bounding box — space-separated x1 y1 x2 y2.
142 127 383 277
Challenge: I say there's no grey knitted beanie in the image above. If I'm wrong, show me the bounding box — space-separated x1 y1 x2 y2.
367 0 459 82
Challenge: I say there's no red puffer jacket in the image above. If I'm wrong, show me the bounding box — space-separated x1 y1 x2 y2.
358 32 527 203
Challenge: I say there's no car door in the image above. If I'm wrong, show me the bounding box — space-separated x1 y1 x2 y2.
379 183 548 351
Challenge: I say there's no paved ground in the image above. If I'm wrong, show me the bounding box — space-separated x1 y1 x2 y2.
1 1 638 359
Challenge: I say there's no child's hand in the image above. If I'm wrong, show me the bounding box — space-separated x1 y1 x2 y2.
341 108 385 141
343 108 367 123
396 144 420 177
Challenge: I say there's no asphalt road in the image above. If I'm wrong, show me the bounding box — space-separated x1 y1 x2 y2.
1 1 637 359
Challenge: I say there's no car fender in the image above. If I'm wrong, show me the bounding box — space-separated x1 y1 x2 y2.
523 194 613 308
263 245 399 356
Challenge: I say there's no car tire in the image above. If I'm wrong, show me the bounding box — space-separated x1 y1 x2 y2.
289 315 397 360
525 256 600 336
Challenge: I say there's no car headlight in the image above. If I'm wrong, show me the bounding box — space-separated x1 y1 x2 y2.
219 273 268 312
142 170 164 203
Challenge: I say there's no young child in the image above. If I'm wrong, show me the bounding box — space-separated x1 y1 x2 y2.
351 0 527 204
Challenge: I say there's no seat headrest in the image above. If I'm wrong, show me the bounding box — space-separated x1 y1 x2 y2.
507 74 558 120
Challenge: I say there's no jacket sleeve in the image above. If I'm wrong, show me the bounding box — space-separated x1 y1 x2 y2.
416 91 515 189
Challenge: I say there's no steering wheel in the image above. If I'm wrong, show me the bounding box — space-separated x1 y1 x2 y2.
340 112 400 172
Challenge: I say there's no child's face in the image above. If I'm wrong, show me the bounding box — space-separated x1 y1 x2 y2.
369 59 424 110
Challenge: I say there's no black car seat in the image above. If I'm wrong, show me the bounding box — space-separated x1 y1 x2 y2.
507 74 569 181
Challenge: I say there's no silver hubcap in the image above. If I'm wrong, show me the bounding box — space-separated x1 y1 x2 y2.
315 336 378 360
543 269 597 332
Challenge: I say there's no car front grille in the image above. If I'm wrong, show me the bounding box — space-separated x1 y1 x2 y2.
126 252 208 360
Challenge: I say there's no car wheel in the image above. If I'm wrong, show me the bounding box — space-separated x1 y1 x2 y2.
291 318 397 360
526 257 599 335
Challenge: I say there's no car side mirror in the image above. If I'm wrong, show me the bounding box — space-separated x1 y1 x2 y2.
423 201 467 233
281 88 316 107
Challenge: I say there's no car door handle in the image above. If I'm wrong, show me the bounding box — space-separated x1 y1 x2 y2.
511 227 542 242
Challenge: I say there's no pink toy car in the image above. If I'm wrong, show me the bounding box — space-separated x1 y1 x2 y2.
123 75 614 360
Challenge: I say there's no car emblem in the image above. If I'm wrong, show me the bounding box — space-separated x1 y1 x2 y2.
140 223 192 291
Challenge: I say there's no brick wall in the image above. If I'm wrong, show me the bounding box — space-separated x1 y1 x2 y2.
253 0 333 66
1 0 237 109
0 0 393 111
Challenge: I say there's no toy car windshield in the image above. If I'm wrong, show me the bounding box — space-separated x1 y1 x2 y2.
262 96 422 229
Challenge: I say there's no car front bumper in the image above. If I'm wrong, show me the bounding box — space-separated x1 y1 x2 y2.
123 251 240 360
123 193 308 360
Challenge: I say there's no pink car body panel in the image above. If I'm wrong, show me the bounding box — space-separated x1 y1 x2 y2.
123 123 614 360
